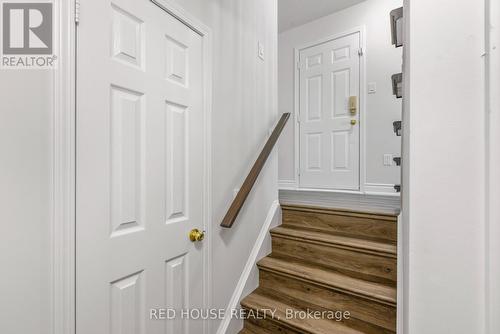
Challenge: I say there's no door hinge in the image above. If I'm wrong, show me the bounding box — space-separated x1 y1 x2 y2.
297 61 303 70
75 0 80 24
358 48 364 57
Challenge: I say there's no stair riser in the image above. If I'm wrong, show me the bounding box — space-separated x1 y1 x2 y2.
244 308 394 334
259 270 396 332
271 236 397 285
239 329 255 334
244 316 303 334
282 209 397 243
244 318 300 334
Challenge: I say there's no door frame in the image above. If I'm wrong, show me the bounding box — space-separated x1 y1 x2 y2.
292 26 367 193
486 0 500 332
53 1 213 333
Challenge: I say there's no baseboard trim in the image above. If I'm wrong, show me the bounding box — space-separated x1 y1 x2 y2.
278 179 297 190
397 213 404 334
364 183 400 196
279 181 400 197
216 200 280 334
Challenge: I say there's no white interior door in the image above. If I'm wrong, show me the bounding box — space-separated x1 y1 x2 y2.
299 32 361 190
76 0 206 333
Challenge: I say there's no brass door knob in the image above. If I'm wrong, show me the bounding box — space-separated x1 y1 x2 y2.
350 119 357 126
189 229 205 242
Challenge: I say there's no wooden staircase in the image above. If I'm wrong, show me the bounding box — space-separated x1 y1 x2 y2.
240 204 398 334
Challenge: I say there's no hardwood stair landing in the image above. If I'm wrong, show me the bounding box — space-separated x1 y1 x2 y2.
240 200 398 334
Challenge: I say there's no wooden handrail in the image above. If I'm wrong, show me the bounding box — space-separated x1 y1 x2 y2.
220 113 291 228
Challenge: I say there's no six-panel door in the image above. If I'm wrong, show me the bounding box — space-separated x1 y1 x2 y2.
76 0 205 333
299 32 361 190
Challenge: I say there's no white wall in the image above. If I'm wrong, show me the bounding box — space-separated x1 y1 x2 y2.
210 1 279 323
225 203 281 334
487 1 500 333
0 72 53 333
277 0 403 192
402 0 486 333
0 1 278 333
175 1 279 332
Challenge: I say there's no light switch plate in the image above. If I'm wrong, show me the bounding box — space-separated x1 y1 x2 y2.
368 82 377 94
384 154 394 166
258 42 264 60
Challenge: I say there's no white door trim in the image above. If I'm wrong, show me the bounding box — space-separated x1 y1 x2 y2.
53 1 213 333
486 0 500 332
52 0 76 333
401 3 410 333
292 26 367 193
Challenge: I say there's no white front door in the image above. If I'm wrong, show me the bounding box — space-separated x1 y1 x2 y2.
299 32 361 190
76 0 206 333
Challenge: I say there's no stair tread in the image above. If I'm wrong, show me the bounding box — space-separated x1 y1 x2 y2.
243 323 277 334
271 226 397 256
239 329 256 334
258 257 396 305
241 292 364 334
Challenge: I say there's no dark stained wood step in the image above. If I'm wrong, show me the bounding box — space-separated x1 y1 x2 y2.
241 292 365 334
282 205 397 243
238 329 255 334
257 257 396 306
245 317 303 334
240 200 398 333
271 226 397 258
244 320 287 334
271 235 396 285
259 270 396 332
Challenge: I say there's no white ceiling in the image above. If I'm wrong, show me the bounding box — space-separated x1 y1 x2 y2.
278 0 367 33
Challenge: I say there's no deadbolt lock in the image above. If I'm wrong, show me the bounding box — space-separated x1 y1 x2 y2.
350 119 357 126
349 96 357 114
